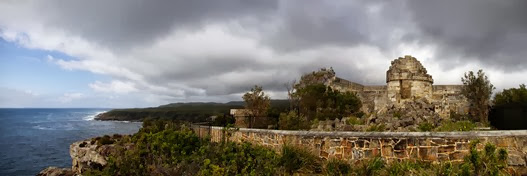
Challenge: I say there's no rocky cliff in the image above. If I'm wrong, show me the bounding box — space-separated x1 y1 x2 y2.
39 138 117 175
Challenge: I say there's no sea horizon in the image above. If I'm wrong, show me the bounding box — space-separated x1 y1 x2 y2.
0 108 142 176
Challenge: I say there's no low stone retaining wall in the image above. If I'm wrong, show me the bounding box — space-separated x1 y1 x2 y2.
191 125 527 168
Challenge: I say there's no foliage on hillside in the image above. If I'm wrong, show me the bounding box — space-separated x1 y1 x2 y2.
490 84 527 130
493 84 527 106
85 120 515 176
96 100 290 122
95 104 242 122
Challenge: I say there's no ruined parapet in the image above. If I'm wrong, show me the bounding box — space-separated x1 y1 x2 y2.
325 55 468 119
330 77 365 92
386 55 434 103
230 109 251 128
432 85 469 118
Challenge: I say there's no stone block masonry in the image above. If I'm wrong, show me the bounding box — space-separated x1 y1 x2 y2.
326 55 469 118
191 125 527 169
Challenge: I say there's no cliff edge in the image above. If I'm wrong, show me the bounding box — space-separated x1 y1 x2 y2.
38 138 117 175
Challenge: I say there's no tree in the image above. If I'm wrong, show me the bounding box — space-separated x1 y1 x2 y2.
278 111 310 130
289 68 362 121
285 80 299 112
490 84 527 130
461 69 495 123
242 85 271 128
493 84 527 106
294 83 362 121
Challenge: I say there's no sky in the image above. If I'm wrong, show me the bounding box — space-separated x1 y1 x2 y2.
0 0 526 108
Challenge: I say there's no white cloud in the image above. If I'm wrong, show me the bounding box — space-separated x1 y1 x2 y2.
89 80 138 94
57 93 84 103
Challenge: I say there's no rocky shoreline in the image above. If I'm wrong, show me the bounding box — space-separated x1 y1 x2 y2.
38 138 118 176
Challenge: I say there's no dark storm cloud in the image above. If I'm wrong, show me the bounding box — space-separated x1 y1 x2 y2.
1 0 526 105
264 1 412 52
37 0 278 50
405 0 527 70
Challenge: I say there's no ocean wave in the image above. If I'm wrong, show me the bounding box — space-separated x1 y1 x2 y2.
32 125 54 130
83 111 108 121
33 123 75 131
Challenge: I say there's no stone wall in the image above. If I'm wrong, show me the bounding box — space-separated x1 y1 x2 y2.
432 85 469 118
191 125 527 169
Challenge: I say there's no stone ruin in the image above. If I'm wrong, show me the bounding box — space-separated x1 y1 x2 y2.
317 55 470 131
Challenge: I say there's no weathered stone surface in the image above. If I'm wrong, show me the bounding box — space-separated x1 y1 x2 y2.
70 140 110 174
438 145 456 153
508 151 527 166
449 151 467 161
37 167 74 176
326 55 468 119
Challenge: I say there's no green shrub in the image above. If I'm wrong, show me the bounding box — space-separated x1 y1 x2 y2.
355 157 385 176
461 141 509 175
325 159 351 176
112 134 122 139
418 122 434 132
279 145 321 174
346 116 364 125
436 120 476 131
383 160 433 176
97 135 114 146
366 124 386 132
450 110 469 121
278 111 310 130
393 111 402 118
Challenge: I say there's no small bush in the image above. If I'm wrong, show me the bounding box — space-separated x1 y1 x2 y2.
280 145 321 174
97 135 114 146
384 160 433 175
278 111 310 130
325 159 351 176
366 124 386 132
450 110 469 121
461 141 509 175
355 157 385 176
354 111 366 118
393 111 402 118
436 120 476 131
418 122 434 132
346 116 364 125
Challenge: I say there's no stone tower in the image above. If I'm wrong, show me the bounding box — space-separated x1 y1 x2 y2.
386 55 434 103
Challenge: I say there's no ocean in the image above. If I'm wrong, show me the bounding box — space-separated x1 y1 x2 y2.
0 108 142 176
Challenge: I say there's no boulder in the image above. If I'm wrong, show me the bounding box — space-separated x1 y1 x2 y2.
37 167 74 176
70 140 110 174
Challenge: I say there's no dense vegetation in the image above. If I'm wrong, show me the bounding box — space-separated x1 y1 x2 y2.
490 84 527 130
276 68 362 130
85 120 514 175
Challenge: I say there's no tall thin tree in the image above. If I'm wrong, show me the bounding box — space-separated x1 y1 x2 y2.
242 85 271 128
461 69 495 123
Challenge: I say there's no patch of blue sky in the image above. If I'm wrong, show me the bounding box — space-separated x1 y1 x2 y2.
0 38 110 94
